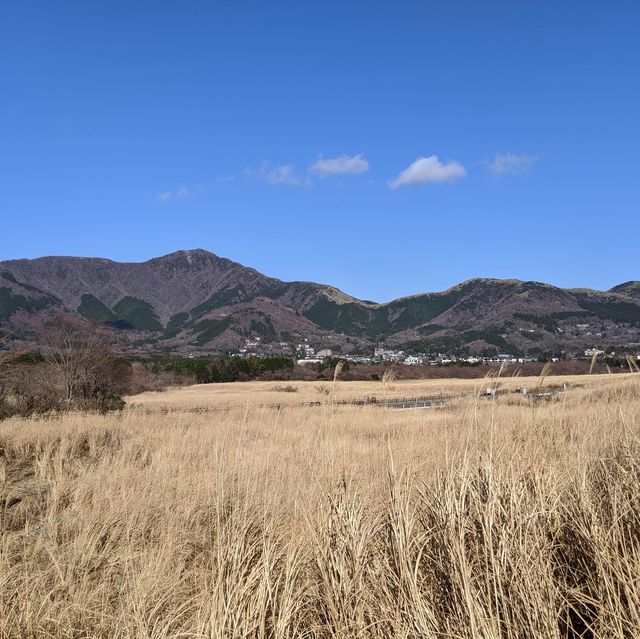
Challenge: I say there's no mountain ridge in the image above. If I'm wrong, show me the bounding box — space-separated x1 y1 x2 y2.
2 249 639 356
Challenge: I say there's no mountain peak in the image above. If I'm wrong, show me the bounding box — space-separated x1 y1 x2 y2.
158 248 214 259
149 248 218 262
609 281 640 299
146 249 234 272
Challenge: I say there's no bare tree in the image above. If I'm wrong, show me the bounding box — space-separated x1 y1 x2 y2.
0 334 20 378
37 315 119 404
0 335 21 417
0 335 18 367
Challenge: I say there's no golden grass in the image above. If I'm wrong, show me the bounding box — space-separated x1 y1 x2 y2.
1 374 640 637
125 371 632 410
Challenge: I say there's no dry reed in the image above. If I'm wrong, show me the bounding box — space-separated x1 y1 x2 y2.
1 375 640 638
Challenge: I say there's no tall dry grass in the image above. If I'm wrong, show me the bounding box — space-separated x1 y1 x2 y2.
1 376 640 638
125 372 628 410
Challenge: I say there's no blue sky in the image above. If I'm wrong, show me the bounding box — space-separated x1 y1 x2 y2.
1 1 639 301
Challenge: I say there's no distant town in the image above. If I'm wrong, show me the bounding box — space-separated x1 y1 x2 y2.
194 335 640 367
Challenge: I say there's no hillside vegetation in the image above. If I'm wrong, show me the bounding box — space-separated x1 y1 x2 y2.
2 250 640 354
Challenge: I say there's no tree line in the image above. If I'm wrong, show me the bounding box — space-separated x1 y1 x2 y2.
148 354 294 384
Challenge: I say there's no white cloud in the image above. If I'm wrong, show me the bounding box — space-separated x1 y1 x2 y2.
157 184 201 202
389 155 467 188
488 152 539 175
246 161 305 186
308 153 370 176
216 175 235 183
176 186 193 198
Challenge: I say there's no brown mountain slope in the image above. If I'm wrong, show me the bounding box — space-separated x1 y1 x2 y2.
610 281 640 300
1 250 639 355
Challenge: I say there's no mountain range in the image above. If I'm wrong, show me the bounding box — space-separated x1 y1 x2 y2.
1 249 639 356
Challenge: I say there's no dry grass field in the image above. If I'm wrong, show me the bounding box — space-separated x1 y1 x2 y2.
1 372 640 638
125 371 623 410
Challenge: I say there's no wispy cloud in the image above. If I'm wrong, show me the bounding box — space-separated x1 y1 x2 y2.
246 161 306 187
215 175 235 183
308 153 369 176
389 155 467 188
176 186 193 198
156 184 201 202
488 152 539 175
